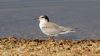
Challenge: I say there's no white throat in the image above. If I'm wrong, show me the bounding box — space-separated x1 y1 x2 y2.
39 19 48 29
39 19 48 24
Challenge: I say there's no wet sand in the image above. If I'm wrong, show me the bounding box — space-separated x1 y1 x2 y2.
0 36 100 56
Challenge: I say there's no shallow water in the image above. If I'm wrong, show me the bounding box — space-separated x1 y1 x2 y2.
0 0 100 39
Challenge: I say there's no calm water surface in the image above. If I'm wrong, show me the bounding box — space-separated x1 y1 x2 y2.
0 0 100 39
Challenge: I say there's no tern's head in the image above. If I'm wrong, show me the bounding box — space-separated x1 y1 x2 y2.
35 15 50 22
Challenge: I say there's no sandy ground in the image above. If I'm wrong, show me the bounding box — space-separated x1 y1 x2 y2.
0 36 100 56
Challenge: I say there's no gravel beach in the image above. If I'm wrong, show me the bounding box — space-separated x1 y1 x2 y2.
0 36 100 56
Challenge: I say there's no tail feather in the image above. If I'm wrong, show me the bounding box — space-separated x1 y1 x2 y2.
59 26 76 34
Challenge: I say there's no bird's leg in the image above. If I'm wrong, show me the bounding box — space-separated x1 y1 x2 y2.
48 36 55 41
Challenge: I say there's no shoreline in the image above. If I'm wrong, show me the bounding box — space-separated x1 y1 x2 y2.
0 36 100 56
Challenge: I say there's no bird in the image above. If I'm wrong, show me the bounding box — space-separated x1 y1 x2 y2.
34 15 76 39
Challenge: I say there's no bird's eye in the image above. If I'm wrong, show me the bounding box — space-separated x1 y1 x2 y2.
41 17 44 18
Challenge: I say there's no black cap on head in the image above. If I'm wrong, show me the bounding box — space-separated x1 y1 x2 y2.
41 15 49 22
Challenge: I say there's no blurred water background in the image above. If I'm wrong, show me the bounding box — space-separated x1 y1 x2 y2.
0 0 100 39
